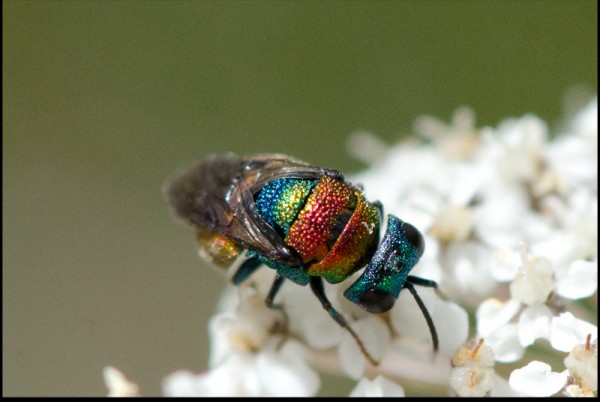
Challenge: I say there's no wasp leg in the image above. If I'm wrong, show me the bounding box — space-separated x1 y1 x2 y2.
265 274 290 341
309 276 379 366
232 256 263 285
265 273 286 310
404 278 439 352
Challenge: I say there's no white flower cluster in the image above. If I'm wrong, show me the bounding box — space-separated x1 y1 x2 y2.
448 338 496 397
105 97 597 396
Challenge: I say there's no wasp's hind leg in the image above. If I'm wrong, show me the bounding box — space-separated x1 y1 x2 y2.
264 274 292 347
232 256 263 285
309 276 380 366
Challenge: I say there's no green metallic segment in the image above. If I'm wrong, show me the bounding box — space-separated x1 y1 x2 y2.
232 256 263 285
255 178 318 235
343 215 425 312
306 191 381 284
247 250 311 286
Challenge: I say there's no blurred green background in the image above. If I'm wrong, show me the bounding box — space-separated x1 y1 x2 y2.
3 0 597 396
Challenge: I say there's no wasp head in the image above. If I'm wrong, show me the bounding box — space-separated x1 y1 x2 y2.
343 215 425 314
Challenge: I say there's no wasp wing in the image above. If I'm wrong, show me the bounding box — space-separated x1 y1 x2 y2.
165 153 344 266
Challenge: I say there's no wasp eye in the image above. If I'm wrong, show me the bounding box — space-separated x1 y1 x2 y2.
357 288 396 314
402 222 425 257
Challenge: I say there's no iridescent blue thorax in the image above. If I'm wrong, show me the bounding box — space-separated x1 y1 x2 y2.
255 178 318 236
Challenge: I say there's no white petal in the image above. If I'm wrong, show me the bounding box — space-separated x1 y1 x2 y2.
257 347 320 396
546 130 598 186
392 288 468 357
476 298 521 337
346 131 390 165
571 96 597 136
473 184 529 249
208 283 284 368
284 284 344 350
163 354 261 397
550 312 598 352
509 255 554 306
489 249 521 282
162 370 231 397
338 316 389 379
441 241 497 297
206 312 238 367
277 337 314 364
451 339 495 368
485 323 525 363
410 235 443 282
298 311 344 350
555 259 598 299
429 299 470 357
349 375 405 397
357 315 392 362
338 331 367 380
103 366 140 397
517 303 553 347
530 233 584 269
429 205 474 242
489 373 525 396
162 370 205 397
449 366 495 397
564 339 598 393
508 361 567 397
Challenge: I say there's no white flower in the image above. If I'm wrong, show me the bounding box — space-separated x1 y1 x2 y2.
108 94 597 396
564 335 598 396
517 303 553 347
440 240 497 300
478 114 548 184
485 323 525 363
412 106 479 161
489 248 521 282
163 339 320 397
508 361 568 396
555 259 598 299
449 339 496 397
476 298 521 338
550 312 598 353
429 205 474 243
478 236 597 364
545 136 595 190
472 183 531 249
509 244 554 306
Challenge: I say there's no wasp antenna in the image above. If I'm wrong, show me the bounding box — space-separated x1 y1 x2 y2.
407 274 448 301
404 282 439 353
